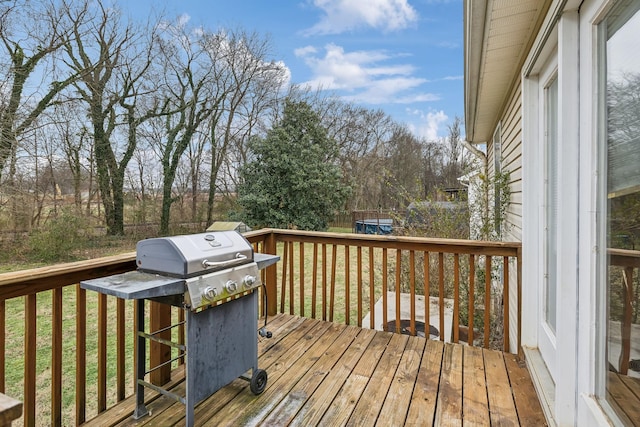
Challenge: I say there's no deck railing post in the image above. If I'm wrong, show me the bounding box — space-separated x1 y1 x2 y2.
264 230 278 316
150 302 172 386
517 246 523 358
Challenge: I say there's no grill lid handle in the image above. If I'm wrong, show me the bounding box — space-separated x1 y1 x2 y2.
201 253 248 269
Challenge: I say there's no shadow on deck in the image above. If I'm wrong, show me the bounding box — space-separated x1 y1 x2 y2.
83 314 546 426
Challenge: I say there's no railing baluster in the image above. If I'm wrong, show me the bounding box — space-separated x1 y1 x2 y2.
485 255 492 348
312 243 318 319
409 250 416 336
453 254 460 343
469 254 476 346
330 245 337 322
76 285 86 424
52 288 63 425
424 251 430 338
395 249 401 334
382 248 388 331
0 299 4 393
289 241 294 315
503 256 510 352
178 308 185 365
299 242 305 317
322 244 327 321
345 245 350 325
264 232 278 317
150 302 171 386
620 266 635 374
439 252 444 342
357 246 363 327
369 247 375 330
24 293 36 427
280 241 288 314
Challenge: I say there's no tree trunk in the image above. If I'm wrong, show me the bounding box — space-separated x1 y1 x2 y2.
159 176 174 235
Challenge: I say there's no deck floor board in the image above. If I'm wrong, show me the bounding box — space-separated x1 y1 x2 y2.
83 315 547 426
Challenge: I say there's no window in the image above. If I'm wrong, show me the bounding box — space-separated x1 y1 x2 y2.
545 76 558 334
601 1 640 421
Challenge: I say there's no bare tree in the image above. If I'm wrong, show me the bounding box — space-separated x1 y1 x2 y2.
202 29 287 225
442 116 468 188
151 18 219 235
381 124 424 208
45 103 92 211
0 0 84 182
325 103 395 210
421 140 445 198
63 0 159 235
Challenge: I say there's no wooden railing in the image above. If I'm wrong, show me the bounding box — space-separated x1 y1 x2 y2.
0 228 521 426
0 253 138 426
608 248 640 375
247 229 521 353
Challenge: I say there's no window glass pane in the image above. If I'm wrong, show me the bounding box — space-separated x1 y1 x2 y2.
546 77 558 333
604 2 640 421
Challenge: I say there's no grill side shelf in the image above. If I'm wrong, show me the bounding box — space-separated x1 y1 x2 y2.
254 253 280 270
81 271 185 300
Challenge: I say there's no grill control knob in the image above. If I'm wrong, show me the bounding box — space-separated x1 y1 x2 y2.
203 286 217 300
225 280 238 293
243 275 257 288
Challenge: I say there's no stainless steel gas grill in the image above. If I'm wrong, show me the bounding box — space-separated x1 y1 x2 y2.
81 231 279 427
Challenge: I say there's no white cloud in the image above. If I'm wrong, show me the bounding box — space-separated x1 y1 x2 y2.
272 60 292 89
176 13 191 27
407 109 448 140
295 43 438 105
396 93 440 103
296 43 387 90
294 46 317 57
305 0 418 35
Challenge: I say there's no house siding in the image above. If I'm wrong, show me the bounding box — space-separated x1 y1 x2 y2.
485 81 523 355
501 83 523 243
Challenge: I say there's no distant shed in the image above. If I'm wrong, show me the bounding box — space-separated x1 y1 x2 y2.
206 221 252 233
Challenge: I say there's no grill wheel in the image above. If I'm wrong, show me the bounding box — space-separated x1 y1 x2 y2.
250 369 268 395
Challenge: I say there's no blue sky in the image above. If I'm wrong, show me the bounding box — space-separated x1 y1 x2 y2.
122 0 463 140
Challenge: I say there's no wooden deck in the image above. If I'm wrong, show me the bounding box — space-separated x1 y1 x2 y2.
607 372 640 426
84 314 546 426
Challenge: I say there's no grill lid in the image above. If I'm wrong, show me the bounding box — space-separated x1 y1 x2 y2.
136 231 254 277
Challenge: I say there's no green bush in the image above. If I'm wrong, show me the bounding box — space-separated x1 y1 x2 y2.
28 209 92 262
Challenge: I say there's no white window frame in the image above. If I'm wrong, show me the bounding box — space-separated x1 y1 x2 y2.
580 0 640 425
522 3 581 425
522 0 634 425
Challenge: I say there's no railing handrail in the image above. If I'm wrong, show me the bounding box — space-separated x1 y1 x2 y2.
0 228 520 299
608 247 640 268
248 228 521 256
0 252 136 298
